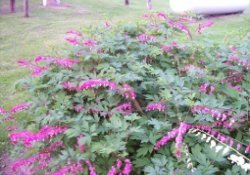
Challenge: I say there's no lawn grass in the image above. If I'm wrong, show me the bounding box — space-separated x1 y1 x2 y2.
0 0 249 151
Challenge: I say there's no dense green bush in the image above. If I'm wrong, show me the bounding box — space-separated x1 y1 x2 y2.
2 13 250 174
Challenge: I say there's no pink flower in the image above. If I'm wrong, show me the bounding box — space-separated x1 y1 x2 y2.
120 84 136 99
34 56 79 69
34 55 53 63
52 58 79 68
143 13 155 18
161 41 182 55
79 79 117 91
199 83 215 95
175 122 191 157
3 116 15 122
116 159 123 169
228 85 242 92
66 30 82 36
83 39 97 48
155 122 191 153
157 12 168 19
74 105 84 113
146 102 166 112
0 106 7 115
155 127 179 150
107 166 117 175
6 125 18 131
10 103 31 114
65 37 80 45
197 21 214 33
237 143 242 150
245 145 250 154
9 125 67 147
17 59 47 76
12 153 51 172
167 19 191 39
116 102 132 115
107 159 132 175
42 141 64 153
17 59 33 68
137 34 156 44
122 159 133 175
62 82 79 91
52 162 83 175
104 21 112 28
76 134 85 153
86 160 97 175
32 66 48 76
161 45 172 54
191 105 232 122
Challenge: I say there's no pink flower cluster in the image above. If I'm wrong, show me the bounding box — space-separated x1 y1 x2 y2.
52 162 84 175
42 141 64 153
137 34 156 44
74 104 84 113
104 21 112 28
193 125 248 151
119 84 136 99
6 125 17 131
17 59 48 76
18 56 79 76
228 84 242 92
191 105 233 123
65 30 82 45
66 30 82 36
52 58 79 68
166 19 191 39
83 39 97 49
65 37 80 45
143 12 168 20
12 153 51 172
116 102 133 115
62 79 137 101
211 119 235 130
154 127 179 150
155 122 250 157
161 41 183 55
62 82 79 91
155 122 191 158
9 125 67 147
175 122 191 157
35 56 79 69
146 102 166 112
221 71 243 92
197 21 214 34
227 54 250 72
86 160 97 175
107 159 133 175
2 116 15 122
10 103 31 114
199 83 215 95
0 106 7 115
76 134 86 153
79 79 117 91
0 103 30 121
246 145 250 154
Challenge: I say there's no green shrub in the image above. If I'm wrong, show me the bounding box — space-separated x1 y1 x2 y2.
3 13 250 174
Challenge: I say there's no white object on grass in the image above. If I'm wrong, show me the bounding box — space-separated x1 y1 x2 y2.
42 0 61 6
169 0 250 15
43 0 47 6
